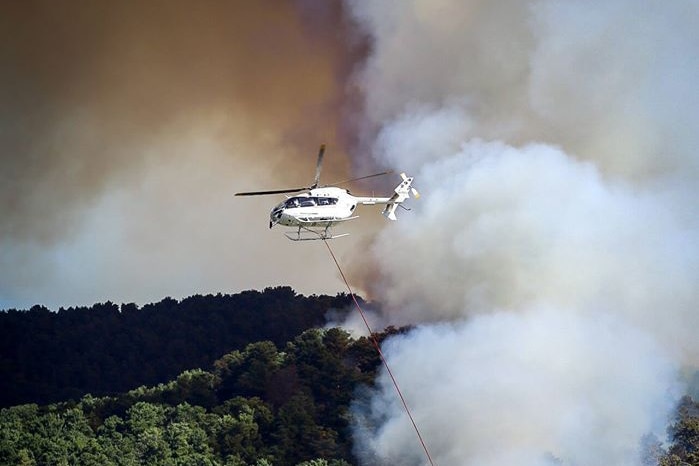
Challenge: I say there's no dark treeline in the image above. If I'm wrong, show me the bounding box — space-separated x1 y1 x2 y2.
0 287 355 408
0 326 407 465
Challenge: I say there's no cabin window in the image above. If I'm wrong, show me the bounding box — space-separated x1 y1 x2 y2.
317 197 338 206
285 196 337 208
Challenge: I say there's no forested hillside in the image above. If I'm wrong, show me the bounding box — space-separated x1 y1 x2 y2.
0 326 407 465
0 326 697 465
2 289 697 465
0 287 354 407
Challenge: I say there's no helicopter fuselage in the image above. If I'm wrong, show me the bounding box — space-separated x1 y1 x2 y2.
270 187 363 229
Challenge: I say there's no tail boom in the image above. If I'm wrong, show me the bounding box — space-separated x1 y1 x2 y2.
354 173 417 220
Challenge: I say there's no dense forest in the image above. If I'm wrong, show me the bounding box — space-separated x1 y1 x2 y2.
1 289 697 465
0 287 355 408
0 324 409 465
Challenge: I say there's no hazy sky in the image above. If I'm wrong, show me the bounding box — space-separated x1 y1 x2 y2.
0 0 388 310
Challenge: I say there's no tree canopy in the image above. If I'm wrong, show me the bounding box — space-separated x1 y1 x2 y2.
0 287 354 407
0 324 405 465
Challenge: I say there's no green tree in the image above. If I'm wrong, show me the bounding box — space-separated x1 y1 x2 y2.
172 370 219 409
236 342 283 398
125 402 174 465
273 393 341 465
0 404 40 466
168 403 219 465
0 405 108 466
96 415 139 466
213 397 274 464
657 396 699 466
666 405 699 464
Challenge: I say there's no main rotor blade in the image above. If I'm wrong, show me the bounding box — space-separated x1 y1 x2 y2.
312 144 325 189
333 170 394 185
235 187 308 196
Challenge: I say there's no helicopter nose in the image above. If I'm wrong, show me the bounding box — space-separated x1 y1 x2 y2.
270 209 283 228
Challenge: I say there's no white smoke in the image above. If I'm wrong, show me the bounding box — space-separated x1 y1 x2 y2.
371 141 699 360
345 0 699 464
353 310 679 466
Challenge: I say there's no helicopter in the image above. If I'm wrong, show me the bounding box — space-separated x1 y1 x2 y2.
235 144 419 241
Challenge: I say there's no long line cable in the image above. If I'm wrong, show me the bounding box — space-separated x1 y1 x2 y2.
321 238 436 466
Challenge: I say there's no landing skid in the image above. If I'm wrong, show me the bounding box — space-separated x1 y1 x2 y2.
284 226 349 241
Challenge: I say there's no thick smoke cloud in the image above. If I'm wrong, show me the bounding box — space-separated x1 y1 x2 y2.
354 310 679 466
351 0 699 182
345 0 699 464
371 142 699 361
0 0 362 309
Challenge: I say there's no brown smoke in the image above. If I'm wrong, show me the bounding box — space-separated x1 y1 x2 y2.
1 0 352 240
0 0 369 308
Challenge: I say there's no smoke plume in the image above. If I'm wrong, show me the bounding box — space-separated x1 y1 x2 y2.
345 0 699 464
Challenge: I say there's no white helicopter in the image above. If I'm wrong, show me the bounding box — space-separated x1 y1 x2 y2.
235 144 419 241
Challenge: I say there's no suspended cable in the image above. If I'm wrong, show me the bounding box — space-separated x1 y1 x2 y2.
321 239 436 466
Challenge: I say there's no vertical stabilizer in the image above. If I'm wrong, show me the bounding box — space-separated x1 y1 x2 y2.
382 173 417 220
